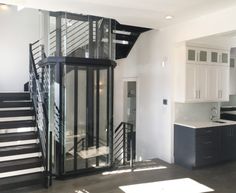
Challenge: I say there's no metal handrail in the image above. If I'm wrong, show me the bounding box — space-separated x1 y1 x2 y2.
29 42 52 188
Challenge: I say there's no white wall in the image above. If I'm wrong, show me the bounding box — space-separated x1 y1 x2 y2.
114 30 174 162
114 5 236 164
0 6 40 91
229 48 236 95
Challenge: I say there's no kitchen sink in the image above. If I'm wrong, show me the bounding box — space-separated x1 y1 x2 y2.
212 120 226 124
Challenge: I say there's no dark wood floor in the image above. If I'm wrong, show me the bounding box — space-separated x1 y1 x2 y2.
8 159 236 193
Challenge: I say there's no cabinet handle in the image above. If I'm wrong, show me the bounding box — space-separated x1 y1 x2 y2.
203 141 213 145
199 90 201 98
218 90 222 98
205 130 213 133
204 156 213 159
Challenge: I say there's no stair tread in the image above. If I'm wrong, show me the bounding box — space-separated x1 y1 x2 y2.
0 132 37 142
0 158 42 173
0 120 36 129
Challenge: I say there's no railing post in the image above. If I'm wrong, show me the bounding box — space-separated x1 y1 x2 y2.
130 124 134 169
49 131 53 186
123 123 126 165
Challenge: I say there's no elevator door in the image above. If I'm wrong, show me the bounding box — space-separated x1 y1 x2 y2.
63 65 111 173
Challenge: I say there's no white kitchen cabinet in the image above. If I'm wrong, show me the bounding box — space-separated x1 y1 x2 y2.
185 64 207 102
219 52 229 65
206 65 218 100
175 43 230 103
187 47 209 64
217 66 229 101
186 64 196 101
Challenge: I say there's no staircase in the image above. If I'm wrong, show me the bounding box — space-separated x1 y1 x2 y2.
0 92 44 192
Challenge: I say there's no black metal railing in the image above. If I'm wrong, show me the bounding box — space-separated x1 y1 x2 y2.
113 122 135 168
29 40 52 188
67 136 107 154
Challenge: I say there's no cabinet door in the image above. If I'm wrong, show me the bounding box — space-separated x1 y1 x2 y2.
207 66 218 100
186 64 197 101
221 126 236 161
221 53 229 64
187 48 197 63
218 66 229 101
211 51 219 63
196 65 207 100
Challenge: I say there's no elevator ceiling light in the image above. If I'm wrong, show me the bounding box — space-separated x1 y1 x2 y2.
113 30 131 35
17 5 25 11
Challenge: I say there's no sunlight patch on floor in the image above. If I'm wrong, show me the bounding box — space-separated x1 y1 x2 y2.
102 165 167 175
119 178 214 193
133 166 167 172
102 169 132 175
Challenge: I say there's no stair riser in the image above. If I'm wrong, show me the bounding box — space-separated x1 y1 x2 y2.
0 102 33 108
0 161 42 173
0 132 37 142
0 121 36 129
0 93 30 101
0 173 43 191
0 147 40 157
0 110 35 118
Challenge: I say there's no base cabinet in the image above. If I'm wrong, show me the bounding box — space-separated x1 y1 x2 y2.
221 126 236 161
174 124 236 169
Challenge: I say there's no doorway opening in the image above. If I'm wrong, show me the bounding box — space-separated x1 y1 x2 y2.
124 81 137 160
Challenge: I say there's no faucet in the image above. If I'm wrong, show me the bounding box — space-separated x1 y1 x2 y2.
210 107 218 121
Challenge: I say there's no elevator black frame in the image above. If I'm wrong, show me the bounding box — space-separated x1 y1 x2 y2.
41 57 116 177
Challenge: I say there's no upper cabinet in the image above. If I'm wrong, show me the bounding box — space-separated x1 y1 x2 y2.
175 43 230 103
187 47 209 64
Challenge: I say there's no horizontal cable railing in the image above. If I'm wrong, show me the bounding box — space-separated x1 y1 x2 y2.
29 41 52 187
49 20 90 57
113 122 134 168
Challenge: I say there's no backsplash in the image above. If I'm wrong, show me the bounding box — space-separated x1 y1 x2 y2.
221 95 236 106
175 102 220 122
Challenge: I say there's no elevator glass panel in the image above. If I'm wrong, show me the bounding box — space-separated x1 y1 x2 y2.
63 65 110 173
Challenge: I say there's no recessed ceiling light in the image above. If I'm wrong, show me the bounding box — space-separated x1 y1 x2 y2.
17 5 25 11
0 4 9 11
165 15 173 20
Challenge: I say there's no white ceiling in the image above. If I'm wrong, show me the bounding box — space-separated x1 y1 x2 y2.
1 0 236 29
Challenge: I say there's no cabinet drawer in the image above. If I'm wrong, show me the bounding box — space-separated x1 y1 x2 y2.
196 149 219 166
196 135 219 150
195 128 219 137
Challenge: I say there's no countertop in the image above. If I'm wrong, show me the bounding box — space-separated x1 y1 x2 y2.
174 119 236 129
221 111 236 115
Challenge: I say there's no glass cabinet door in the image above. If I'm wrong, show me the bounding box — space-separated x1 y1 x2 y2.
221 53 228 64
187 49 196 62
211 52 218 63
199 50 207 62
